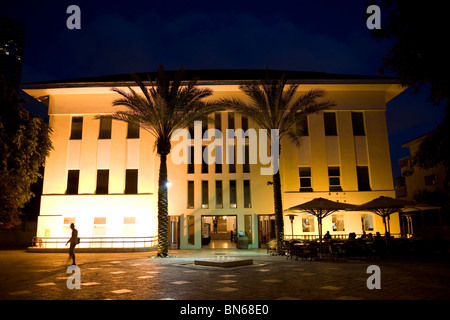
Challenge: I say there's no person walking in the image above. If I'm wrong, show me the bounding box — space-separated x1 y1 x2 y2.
65 223 79 265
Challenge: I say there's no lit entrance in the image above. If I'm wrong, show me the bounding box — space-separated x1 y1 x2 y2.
168 216 180 249
258 214 276 248
201 215 237 249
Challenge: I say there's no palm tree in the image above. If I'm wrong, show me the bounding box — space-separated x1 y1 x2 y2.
97 65 222 257
221 72 335 255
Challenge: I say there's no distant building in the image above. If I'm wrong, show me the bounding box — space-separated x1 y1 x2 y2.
396 133 449 238
0 16 25 87
23 69 405 250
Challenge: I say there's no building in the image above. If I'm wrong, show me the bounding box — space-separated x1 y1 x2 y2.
396 133 449 238
22 69 405 250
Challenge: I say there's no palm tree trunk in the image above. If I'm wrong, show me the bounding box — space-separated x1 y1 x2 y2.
272 170 284 255
157 152 169 257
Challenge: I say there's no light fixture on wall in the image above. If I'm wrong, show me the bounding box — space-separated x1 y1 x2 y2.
266 181 273 186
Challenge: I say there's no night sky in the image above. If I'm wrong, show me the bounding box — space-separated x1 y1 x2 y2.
1 0 445 181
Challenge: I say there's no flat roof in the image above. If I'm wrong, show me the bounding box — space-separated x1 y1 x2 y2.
22 69 402 89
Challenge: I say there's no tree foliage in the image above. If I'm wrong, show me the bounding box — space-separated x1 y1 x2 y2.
221 72 335 254
97 65 223 257
0 77 52 228
371 0 450 185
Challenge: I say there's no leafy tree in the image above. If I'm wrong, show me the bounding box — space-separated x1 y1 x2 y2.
221 72 335 254
371 0 450 185
0 77 52 228
97 65 223 257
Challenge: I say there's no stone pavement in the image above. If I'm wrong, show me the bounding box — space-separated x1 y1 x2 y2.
0 248 449 302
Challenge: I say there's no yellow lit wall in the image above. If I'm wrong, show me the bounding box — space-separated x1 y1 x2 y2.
24 81 405 249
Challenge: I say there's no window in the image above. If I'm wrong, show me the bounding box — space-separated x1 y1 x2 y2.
244 180 251 208
228 112 235 139
242 116 248 133
201 116 208 138
299 167 313 192
324 112 337 136
243 145 250 173
93 217 106 236
201 146 208 174
228 145 236 173
299 114 309 136
424 174 438 186
361 214 374 231
70 116 83 140
127 122 140 139
99 118 112 139
229 180 237 208
328 167 342 192
357 166 371 191
332 214 345 231
201 181 209 209
123 217 136 236
215 180 223 208
125 169 138 194
96 170 109 194
351 112 365 136
188 146 194 174
66 170 79 195
215 112 222 131
302 216 315 232
215 142 223 174
188 215 195 245
187 181 194 209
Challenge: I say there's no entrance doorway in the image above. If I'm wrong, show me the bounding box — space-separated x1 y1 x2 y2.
258 214 276 248
168 216 180 249
201 215 237 249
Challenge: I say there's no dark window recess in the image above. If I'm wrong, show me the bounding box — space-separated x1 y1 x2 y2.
96 170 109 194
351 112 365 136
357 166 371 191
66 170 79 195
299 167 313 192
125 169 138 194
70 117 83 140
127 122 140 139
324 112 337 136
187 181 194 209
99 118 112 139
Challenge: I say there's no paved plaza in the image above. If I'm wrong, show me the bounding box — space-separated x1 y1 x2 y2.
1 248 449 302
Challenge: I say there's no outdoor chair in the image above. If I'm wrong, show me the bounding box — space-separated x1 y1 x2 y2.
301 243 318 262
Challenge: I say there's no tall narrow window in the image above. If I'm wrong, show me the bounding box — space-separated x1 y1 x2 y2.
242 116 248 133
298 114 309 136
215 180 223 208
188 146 194 174
201 116 208 139
228 112 235 139
351 112 365 136
99 118 112 139
228 145 236 173
243 145 250 173
215 112 222 131
66 170 79 195
70 116 83 140
324 112 337 136
127 122 140 139
229 180 237 208
187 181 194 209
96 169 109 194
244 180 251 208
188 215 195 245
125 169 138 194
357 166 371 191
299 167 313 192
201 146 208 174
201 181 209 209
328 167 342 191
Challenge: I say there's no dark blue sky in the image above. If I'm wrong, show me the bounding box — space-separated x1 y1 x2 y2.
1 0 445 180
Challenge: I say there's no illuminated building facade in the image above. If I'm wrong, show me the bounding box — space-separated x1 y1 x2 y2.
23 70 405 249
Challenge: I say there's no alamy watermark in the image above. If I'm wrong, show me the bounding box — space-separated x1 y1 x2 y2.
171 121 280 176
